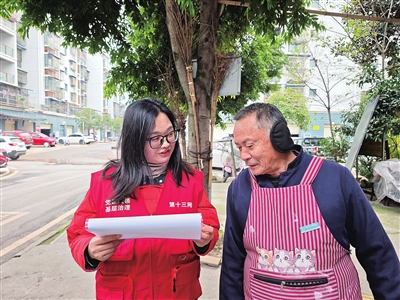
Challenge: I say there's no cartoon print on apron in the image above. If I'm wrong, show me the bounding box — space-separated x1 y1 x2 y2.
243 157 362 300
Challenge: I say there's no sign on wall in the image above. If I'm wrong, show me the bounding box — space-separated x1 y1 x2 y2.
192 57 242 96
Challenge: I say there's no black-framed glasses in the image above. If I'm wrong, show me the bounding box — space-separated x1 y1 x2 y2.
146 129 180 149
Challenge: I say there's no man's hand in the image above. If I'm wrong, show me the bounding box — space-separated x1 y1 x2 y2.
88 234 123 261
194 223 214 248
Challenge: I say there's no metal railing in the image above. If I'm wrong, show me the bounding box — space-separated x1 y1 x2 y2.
0 71 15 84
0 43 14 57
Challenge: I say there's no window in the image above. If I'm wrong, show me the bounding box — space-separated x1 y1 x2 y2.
310 59 317 68
70 76 76 86
70 92 76 102
45 77 58 90
309 88 317 97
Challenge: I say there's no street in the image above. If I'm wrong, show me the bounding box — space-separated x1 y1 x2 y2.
0 142 116 265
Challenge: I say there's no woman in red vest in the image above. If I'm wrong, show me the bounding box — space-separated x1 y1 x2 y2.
67 98 220 299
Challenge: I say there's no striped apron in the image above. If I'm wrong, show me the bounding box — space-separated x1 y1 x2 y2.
243 157 362 299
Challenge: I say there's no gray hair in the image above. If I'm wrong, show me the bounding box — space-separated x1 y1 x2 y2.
234 103 287 136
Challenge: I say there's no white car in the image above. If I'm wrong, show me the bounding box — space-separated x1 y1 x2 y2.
58 133 95 145
212 139 244 172
0 136 27 160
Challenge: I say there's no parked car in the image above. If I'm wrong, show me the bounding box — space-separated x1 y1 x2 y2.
292 137 324 156
212 138 245 173
0 136 27 160
58 133 95 145
0 131 33 149
0 150 8 168
107 136 120 142
29 132 57 147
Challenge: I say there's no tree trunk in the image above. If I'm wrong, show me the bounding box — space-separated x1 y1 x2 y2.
165 0 219 196
192 0 219 195
165 0 195 166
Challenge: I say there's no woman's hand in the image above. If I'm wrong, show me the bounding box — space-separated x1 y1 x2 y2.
194 223 214 248
88 234 123 261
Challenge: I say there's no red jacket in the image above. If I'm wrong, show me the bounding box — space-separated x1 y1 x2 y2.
67 168 220 300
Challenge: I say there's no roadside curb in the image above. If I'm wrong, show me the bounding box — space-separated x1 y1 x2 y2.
200 255 221 267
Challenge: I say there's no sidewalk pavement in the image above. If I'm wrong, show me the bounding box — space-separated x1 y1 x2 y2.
0 175 228 300
0 232 222 300
1 172 397 299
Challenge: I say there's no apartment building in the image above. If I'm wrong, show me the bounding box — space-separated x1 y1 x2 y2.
269 0 365 138
0 14 126 138
86 52 126 139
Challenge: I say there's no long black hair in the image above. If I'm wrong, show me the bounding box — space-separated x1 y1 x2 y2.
103 98 194 203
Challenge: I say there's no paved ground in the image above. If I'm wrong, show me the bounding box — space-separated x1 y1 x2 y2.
1 169 399 299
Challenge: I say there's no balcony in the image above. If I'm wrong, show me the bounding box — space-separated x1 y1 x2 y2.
44 53 60 71
70 76 76 87
45 75 60 88
59 88 65 99
45 90 63 99
0 91 17 107
81 95 87 107
44 98 67 113
44 31 61 53
69 60 77 71
68 105 80 116
0 86 28 108
44 69 60 80
0 43 14 58
80 66 88 79
78 50 87 65
69 47 77 59
18 70 27 85
0 71 15 84
0 18 16 31
17 36 27 48
80 81 87 91
44 46 60 59
70 92 77 103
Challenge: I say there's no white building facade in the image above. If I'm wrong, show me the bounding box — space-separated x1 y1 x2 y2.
0 14 126 138
265 0 366 138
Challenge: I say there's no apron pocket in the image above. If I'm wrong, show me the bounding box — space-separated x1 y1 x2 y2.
254 273 328 287
249 267 339 300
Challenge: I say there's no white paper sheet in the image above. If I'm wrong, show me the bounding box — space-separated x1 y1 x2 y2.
85 213 202 240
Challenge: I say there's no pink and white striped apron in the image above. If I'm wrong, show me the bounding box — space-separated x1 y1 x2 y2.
243 157 361 299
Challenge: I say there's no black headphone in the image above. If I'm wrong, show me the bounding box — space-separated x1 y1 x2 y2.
269 121 295 153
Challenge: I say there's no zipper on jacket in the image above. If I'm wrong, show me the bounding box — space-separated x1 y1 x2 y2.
254 274 328 290
151 240 156 299
173 268 178 292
